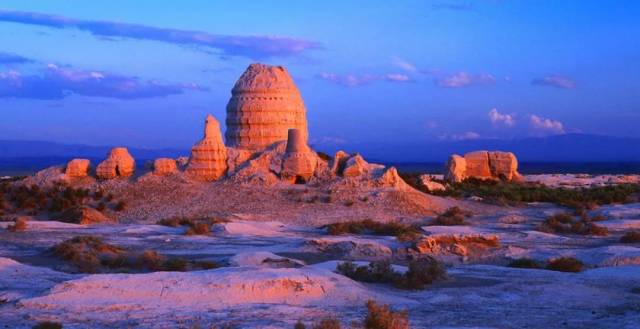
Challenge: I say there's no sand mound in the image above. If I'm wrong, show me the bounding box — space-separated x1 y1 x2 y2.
21 266 397 312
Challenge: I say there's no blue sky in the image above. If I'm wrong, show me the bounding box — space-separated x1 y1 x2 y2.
0 0 639 150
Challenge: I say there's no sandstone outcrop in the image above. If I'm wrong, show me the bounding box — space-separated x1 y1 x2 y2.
281 129 317 183
153 158 178 176
445 151 521 182
186 114 228 181
96 148 135 179
419 175 446 192
225 63 308 151
342 154 368 178
330 151 350 175
65 159 90 178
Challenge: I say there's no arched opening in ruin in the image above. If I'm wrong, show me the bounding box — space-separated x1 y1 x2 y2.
115 165 121 177
294 176 307 184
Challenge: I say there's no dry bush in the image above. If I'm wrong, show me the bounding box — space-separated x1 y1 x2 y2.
546 257 584 273
194 260 219 270
114 201 126 212
52 235 125 273
336 260 397 284
7 217 28 232
294 321 306 329
32 321 63 329
538 212 609 236
430 207 469 226
364 300 409 329
185 222 211 236
337 258 446 290
393 258 447 290
138 250 165 271
312 318 341 329
163 257 188 271
157 216 227 236
325 219 421 241
508 258 541 269
96 202 106 212
2 183 90 216
620 231 640 243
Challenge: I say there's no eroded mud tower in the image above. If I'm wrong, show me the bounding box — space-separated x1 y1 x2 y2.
281 128 317 183
225 63 308 151
96 148 136 179
186 114 228 181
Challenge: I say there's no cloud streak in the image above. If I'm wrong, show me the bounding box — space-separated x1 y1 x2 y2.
431 2 475 11
0 64 205 100
317 72 411 87
0 52 32 64
0 9 320 59
531 75 576 89
435 72 496 88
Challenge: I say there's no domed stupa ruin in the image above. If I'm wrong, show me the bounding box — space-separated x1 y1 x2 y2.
225 63 308 151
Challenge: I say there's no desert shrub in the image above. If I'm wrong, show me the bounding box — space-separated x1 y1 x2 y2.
52 236 125 273
344 200 355 207
96 202 106 211
92 190 104 201
32 321 63 329
430 206 469 226
364 300 409 329
393 258 447 290
163 257 188 271
185 222 210 235
2 183 91 217
194 260 219 270
114 201 126 212
431 178 640 208
7 217 28 232
294 321 306 329
337 258 446 290
538 212 608 236
336 260 397 284
312 318 341 329
508 258 542 269
138 250 165 271
325 219 421 241
546 257 584 273
157 216 227 235
620 231 640 243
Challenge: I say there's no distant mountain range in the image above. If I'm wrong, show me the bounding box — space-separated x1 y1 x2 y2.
320 134 640 163
0 134 639 175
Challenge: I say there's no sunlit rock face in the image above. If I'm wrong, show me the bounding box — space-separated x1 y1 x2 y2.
65 159 91 178
445 151 521 182
96 148 135 179
281 129 317 183
153 158 177 176
225 63 308 151
186 114 228 181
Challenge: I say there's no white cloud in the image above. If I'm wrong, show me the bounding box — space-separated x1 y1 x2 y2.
391 57 417 73
488 108 515 127
317 72 411 87
439 131 481 141
529 114 565 134
435 72 496 88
